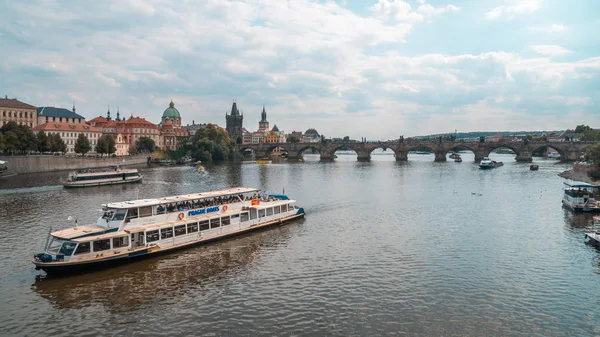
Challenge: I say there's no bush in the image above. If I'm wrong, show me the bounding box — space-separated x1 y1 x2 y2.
588 169 600 181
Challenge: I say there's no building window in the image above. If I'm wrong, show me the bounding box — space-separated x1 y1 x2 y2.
53 117 56 122
30 112 32 118
46 117 48 122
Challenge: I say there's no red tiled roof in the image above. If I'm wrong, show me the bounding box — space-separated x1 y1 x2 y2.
33 122 102 133
0 98 37 110
88 116 108 123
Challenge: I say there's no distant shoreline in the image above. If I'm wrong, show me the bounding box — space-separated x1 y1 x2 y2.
559 167 598 185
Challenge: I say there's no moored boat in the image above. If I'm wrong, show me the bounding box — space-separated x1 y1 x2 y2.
0 160 8 176
562 181 600 212
530 164 539 171
548 152 561 159
479 157 503 169
454 155 462 162
33 187 305 274
62 166 142 188
585 216 600 246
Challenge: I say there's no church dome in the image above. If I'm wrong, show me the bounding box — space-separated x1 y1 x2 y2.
305 128 319 137
163 101 181 118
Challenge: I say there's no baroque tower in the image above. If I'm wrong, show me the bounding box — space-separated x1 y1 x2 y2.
226 100 243 143
258 105 269 132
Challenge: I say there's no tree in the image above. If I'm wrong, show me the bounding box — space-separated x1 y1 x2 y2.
343 136 350 142
37 131 49 152
97 135 116 155
128 142 137 155
74 133 91 155
584 143 600 166
187 124 234 162
287 135 300 143
0 132 4 151
48 134 67 153
3 131 18 153
581 129 600 142
135 136 156 153
575 124 592 133
0 121 37 153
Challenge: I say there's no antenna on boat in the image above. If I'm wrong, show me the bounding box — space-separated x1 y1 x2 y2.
68 216 78 227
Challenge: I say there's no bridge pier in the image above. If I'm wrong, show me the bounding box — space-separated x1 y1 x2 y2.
320 154 335 162
561 149 583 162
357 155 371 162
434 151 447 162
515 150 533 162
395 151 408 161
474 150 486 162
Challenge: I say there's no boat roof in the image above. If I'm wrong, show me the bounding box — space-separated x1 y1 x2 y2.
104 187 261 209
0 160 6 165
52 224 109 240
564 181 598 188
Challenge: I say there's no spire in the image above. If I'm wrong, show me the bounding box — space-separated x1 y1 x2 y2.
260 105 268 122
230 101 240 116
107 105 111 120
169 100 174 108
72 101 76 113
116 107 121 121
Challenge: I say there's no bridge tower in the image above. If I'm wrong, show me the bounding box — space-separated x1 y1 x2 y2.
226 101 244 144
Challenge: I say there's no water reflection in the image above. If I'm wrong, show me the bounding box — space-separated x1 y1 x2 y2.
33 222 300 311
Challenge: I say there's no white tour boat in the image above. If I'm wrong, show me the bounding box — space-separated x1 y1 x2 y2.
479 157 503 169
33 187 305 274
584 216 600 246
62 166 142 188
562 181 600 213
547 152 561 159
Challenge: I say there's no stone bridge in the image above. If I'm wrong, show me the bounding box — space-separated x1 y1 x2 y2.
237 139 596 162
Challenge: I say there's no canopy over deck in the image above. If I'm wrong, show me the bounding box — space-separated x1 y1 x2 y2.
104 187 260 209
564 181 599 189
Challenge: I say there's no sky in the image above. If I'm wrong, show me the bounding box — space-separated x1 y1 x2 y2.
0 0 599 139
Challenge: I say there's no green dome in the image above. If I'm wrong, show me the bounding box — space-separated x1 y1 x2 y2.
163 101 181 118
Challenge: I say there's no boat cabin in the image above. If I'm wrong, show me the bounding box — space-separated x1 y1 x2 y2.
563 181 599 212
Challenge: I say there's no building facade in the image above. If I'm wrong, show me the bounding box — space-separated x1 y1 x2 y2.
225 101 244 144
33 122 102 153
37 106 85 126
0 97 37 128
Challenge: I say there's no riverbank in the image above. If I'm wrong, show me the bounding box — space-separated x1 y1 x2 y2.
559 167 599 185
1 154 149 174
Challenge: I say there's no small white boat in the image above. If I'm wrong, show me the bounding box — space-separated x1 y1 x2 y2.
548 152 561 159
562 181 600 213
62 166 142 188
585 216 600 246
479 157 503 169
32 187 305 274
0 160 8 177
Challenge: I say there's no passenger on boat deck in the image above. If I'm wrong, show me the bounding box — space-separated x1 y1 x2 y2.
157 205 165 214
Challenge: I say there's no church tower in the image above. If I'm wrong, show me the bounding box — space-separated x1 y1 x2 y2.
258 105 269 132
225 100 244 143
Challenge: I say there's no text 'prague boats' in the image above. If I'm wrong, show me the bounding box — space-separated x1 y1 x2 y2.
33 187 305 274
62 166 142 188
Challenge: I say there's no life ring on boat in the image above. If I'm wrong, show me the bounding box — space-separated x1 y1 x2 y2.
222 205 228 212
178 212 184 220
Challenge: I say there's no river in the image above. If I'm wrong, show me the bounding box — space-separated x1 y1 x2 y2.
0 152 598 336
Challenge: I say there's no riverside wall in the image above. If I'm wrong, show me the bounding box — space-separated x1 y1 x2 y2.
2 155 149 174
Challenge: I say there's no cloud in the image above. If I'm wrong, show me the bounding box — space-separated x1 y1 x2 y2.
0 0 598 139
531 45 572 56
486 0 543 20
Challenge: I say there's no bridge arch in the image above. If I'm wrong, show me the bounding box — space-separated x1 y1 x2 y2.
368 145 396 161
531 144 565 159
239 146 257 159
297 145 321 156
486 144 520 159
264 144 289 157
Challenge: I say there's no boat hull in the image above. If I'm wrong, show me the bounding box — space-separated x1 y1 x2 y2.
562 199 600 213
585 233 600 246
33 209 305 275
63 176 143 188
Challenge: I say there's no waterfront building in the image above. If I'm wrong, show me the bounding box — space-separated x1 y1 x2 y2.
225 101 244 144
184 120 207 136
33 122 102 154
37 105 85 126
302 128 320 143
0 97 37 128
159 101 189 150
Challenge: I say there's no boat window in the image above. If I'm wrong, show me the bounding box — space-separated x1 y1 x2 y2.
250 209 258 220
258 209 266 218
156 204 166 215
281 204 288 212
266 208 273 216
126 208 138 220
112 236 129 248
59 242 78 256
221 216 231 226
199 220 209 231
112 209 127 221
160 227 173 239
74 242 90 255
241 212 249 222
93 239 111 252
146 230 159 242
48 238 65 254
139 206 152 218
210 218 220 229
274 206 281 214
175 224 187 236
102 210 115 220
231 214 240 219
187 222 198 233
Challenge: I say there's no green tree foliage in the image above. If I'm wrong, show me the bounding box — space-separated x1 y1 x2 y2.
343 136 350 142
48 134 67 153
584 143 600 166
135 136 156 153
3 131 19 152
580 129 600 141
37 131 49 152
74 133 91 154
187 124 234 162
287 135 300 143
0 121 38 152
574 125 592 133
0 132 4 151
96 135 116 155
